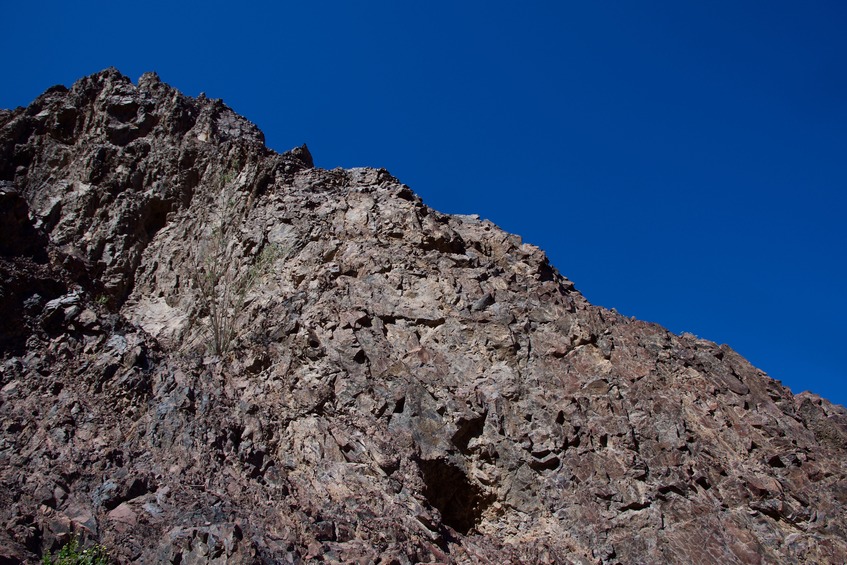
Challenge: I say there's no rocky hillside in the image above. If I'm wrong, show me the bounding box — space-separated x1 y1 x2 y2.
1 69 846 564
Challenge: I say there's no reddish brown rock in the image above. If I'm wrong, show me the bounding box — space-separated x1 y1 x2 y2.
0 69 846 563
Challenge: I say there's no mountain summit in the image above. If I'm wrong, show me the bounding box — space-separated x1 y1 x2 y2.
1 69 845 563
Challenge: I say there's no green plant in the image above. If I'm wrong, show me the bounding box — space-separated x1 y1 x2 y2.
42 535 109 565
191 195 286 355
220 171 236 186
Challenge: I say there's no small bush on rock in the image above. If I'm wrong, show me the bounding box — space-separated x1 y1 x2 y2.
42 535 109 565
191 193 287 355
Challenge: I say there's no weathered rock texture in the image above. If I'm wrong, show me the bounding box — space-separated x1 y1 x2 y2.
1 69 846 564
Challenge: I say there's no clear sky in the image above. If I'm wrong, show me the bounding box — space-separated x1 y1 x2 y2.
2 1 845 406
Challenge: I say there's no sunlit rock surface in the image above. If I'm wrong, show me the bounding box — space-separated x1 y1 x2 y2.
1 69 846 563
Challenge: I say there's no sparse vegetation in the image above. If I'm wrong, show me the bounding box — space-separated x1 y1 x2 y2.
191 193 287 355
42 535 109 565
220 170 237 186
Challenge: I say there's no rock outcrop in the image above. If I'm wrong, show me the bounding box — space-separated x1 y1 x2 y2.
1 69 846 564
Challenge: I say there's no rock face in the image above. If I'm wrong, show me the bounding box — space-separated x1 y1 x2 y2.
1 69 846 564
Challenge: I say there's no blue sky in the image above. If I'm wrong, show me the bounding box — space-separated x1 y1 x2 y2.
2 1 845 406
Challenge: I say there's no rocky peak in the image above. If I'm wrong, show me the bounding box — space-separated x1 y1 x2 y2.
1 70 846 563
0 67 311 305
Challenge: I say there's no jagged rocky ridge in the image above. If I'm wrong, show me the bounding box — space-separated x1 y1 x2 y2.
1 69 846 564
